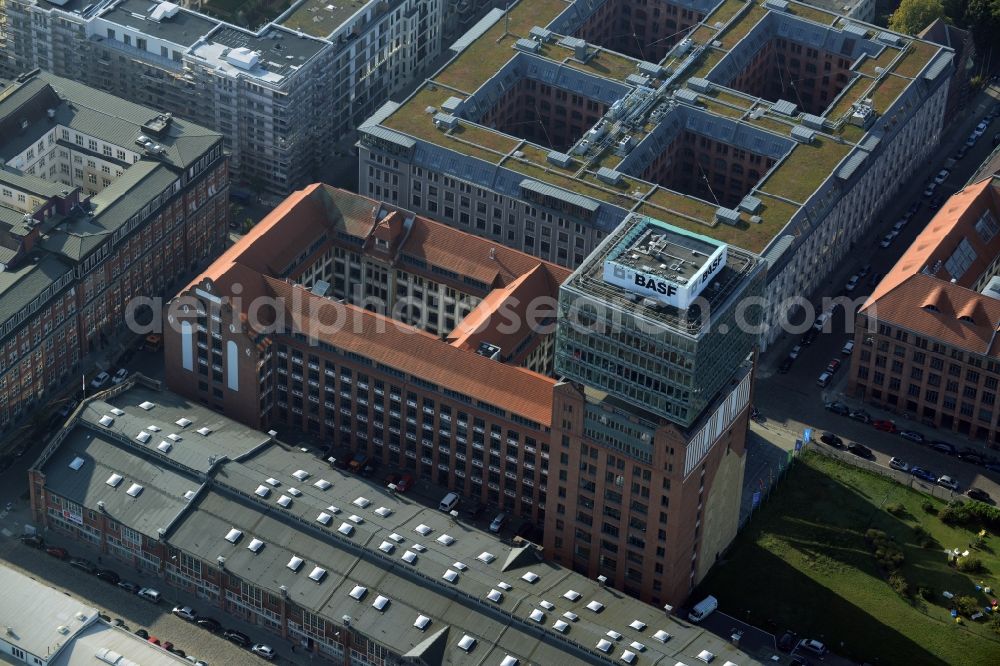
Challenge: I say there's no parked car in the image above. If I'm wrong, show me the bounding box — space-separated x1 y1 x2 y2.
966 488 993 503
223 630 251 647
858 264 871 278
824 401 849 416
69 558 96 574
95 569 120 585
930 194 944 210
196 617 223 633
489 512 508 533
847 442 874 459
937 475 960 491
117 580 140 594
19 534 44 548
844 275 859 293
137 587 161 603
777 630 798 653
816 372 831 388
934 169 950 185
778 357 793 374
172 606 197 621
929 440 957 455
111 368 128 385
820 432 843 448
849 409 872 424
868 271 883 286
251 644 276 661
788 345 802 360
880 231 897 248
135 629 149 640
892 219 907 232
889 457 910 472
910 466 937 482
826 359 841 374
147 637 161 646
56 400 79 419
90 371 111 389
922 183 936 198
841 340 855 355
112 618 128 628
45 546 68 560
395 474 414 493
957 450 986 465
797 639 827 656
899 430 925 443
800 329 818 346
873 419 897 433
161 641 175 652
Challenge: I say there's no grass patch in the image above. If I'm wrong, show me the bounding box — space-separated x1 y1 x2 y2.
435 0 569 92
894 40 942 79
717 2 768 49
760 137 851 203
697 452 1000 665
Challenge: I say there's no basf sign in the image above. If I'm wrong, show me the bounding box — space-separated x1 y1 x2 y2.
603 243 728 310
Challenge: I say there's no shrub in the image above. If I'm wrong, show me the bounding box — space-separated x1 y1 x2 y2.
957 556 984 573
954 595 980 617
886 502 907 517
992 611 1000 635
888 573 910 596
921 500 938 515
939 502 969 526
919 586 934 601
912 525 938 548
865 528 884 542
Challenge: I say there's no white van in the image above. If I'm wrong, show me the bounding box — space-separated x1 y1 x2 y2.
687 595 718 623
137 587 161 604
438 492 460 512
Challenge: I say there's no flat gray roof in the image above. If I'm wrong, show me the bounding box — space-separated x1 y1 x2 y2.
0 565 100 663
100 0 220 48
38 381 763 665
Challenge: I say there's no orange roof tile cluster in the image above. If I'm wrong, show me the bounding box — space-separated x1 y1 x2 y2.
862 176 1000 355
267 277 556 425
447 264 559 363
183 183 564 426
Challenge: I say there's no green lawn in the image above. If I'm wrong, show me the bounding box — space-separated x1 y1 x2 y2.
697 452 1000 666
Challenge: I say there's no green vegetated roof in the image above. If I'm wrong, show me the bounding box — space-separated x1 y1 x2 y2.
378 0 942 257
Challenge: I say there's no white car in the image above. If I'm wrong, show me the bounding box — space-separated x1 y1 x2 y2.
841 340 855 355
937 475 960 492
797 639 827 656
844 275 859 292
251 644 275 661
889 457 910 472
934 169 949 185
172 606 197 621
90 371 110 389
111 368 128 385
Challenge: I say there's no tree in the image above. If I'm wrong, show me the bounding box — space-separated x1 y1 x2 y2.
889 0 946 35
963 0 1000 50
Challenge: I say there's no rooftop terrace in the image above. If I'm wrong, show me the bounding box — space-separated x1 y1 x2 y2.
280 0 375 39
371 0 947 255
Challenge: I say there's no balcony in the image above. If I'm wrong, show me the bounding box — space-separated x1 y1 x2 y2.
291 374 303 382
406 400 417 408
421 457 433 465
291 357 302 365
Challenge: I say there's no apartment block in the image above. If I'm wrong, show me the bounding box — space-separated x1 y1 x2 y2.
164 184 569 523
3 0 445 193
546 215 764 603
358 0 953 350
849 176 1000 447
27 379 763 664
0 69 226 431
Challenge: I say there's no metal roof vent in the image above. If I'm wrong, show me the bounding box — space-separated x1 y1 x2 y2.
688 78 714 93
514 38 540 54
529 26 553 43
764 0 789 11
433 113 458 130
547 151 572 168
597 167 623 186
715 207 741 226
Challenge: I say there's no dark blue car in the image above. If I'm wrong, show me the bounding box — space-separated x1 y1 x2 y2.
910 466 936 482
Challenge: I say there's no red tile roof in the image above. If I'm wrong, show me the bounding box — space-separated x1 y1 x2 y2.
182 184 564 426
862 177 1000 355
266 277 555 425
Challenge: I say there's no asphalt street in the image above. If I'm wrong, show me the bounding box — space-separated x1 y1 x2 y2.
753 85 1000 504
